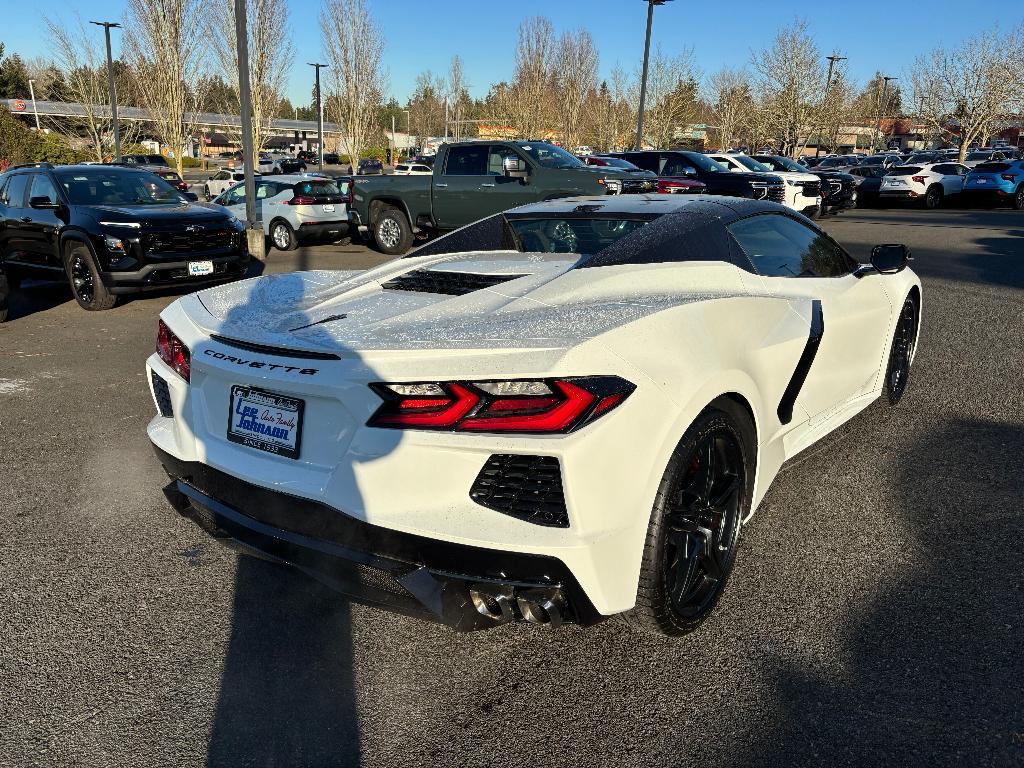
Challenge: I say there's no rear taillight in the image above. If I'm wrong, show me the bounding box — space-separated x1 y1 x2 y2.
658 180 693 194
286 195 316 205
367 377 635 434
1001 173 1016 181
157 319 190 382
911 175 926 184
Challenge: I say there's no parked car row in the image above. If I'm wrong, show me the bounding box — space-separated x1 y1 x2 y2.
850 159 1024 210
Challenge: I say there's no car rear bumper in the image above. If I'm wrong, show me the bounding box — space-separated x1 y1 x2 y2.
154 445 604 631
879 189 920 199
962 188 1014 203
102 252 250 294
296 220 349 241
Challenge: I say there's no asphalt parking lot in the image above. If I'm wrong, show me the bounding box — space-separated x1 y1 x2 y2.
1 208 1022 767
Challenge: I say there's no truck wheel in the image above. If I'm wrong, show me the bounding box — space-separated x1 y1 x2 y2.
0 270 9 323
374 205 413 255
64 244 117 311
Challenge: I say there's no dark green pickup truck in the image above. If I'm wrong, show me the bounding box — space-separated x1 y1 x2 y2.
348 140 653 254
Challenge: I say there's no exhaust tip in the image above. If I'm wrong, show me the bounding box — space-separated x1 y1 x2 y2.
469 583 516 622
516 588 567 627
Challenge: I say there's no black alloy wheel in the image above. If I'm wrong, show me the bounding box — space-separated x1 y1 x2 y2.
624 401 753 636
1015 185 1024 210
64 245 117 311
662 429 744 621
885 296 918 405
925 185 943 209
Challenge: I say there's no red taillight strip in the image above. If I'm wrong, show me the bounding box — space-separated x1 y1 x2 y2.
459 381 595 432
367 377 634 434
156 319 191 382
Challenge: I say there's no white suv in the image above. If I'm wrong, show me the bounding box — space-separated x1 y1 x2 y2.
708 153 822 217
878 162 969 208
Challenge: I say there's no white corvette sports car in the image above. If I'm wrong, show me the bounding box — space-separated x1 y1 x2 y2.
147 195 921 636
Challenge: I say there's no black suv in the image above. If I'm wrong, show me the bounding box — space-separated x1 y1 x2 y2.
611 150 786 202
0 163 249 314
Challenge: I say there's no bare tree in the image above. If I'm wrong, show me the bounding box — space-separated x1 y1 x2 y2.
706 67 750 150
123 0 208 175
910 25 1024 162
321 0 385 166
640 46 700 149
556 29 598 150
817 68 853 154
508 16 556 138
44 15 140 161
751 20 824 155
446 55 469 141
409 70 446 138
209 0 294 152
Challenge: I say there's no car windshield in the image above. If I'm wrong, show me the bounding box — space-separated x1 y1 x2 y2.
819 158 849 167
906 154 934 162
597 157 642 170
516 143 585 169
966 152 991 160
862 156 888 164
293 179 347 198
733 155 772 172
507 217 649 254
55 169 185 206
755 156 804 172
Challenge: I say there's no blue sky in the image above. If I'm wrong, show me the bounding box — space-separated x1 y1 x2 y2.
2 0 1020 105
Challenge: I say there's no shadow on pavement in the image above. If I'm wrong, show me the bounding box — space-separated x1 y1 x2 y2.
732 418 1024 766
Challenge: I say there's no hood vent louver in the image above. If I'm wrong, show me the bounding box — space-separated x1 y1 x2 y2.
381 269 527 296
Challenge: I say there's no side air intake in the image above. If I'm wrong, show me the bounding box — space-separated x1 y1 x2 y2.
381 269 526 296
470 454 569 528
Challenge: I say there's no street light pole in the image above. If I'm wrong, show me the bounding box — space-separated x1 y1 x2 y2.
234 0 263 260
874 76 897 151
27 79 40 130
90 20 122 161
308 62 328 172
635 1 672 151
816 54 847 157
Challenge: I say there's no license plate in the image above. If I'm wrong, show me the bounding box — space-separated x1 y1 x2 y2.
322 204 335 212
227 385 304 459
188 260 214 276
975 179 988 184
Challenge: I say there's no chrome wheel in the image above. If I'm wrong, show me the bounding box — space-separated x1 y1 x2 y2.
663 429 744 619
272 223 291 250
378 217 401 250
70 253 95 305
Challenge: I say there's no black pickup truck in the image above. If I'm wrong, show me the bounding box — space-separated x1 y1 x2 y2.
610 151 786 203
348 141 653 255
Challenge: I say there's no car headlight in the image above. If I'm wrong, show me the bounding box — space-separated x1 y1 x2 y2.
603 179 622 194
103 234 127 252
785 179 799 186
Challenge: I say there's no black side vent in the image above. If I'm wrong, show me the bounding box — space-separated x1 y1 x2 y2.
470 455 569 528
152 371 174 418
381 269 526 296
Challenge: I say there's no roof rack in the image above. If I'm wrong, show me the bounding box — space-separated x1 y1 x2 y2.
8 162 54 170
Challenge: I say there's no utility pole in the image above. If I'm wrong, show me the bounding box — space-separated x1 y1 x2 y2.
816 54 847 157
635 0 671 151
234 0 263 260
90 21 122 161
27 79 40 130
874 76 897 152
308 62 327 172
391 114 396 165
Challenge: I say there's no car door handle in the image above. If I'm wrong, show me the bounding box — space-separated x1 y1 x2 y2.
435 183 448 188
20 216 32 223
479 183 495 188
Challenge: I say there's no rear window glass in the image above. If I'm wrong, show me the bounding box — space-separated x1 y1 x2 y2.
507 217 649 255
888 166 923 176
292 179 347 198
972 162 1010 173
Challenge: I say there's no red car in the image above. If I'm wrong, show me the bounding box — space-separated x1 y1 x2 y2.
585 155 706 194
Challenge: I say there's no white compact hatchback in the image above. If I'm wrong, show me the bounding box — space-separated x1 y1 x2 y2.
214 175 350 251
878 162 969 208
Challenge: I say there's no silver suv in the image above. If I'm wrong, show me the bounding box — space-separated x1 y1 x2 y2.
213 175 350 251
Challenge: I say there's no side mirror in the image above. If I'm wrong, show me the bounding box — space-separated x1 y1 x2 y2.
870 243 911 274
29 196 61 210
503 156 528 179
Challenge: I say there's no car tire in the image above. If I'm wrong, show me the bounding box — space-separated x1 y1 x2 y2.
884 295 918 405
0 270 9 323
269 219 297 251
204 185 211 201
1014 185 1024 211
924 185 943 209
64 244 117 311
622 399 754 636
373 205 413 255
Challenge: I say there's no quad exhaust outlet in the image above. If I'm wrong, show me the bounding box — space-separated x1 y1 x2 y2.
469 583 567 627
